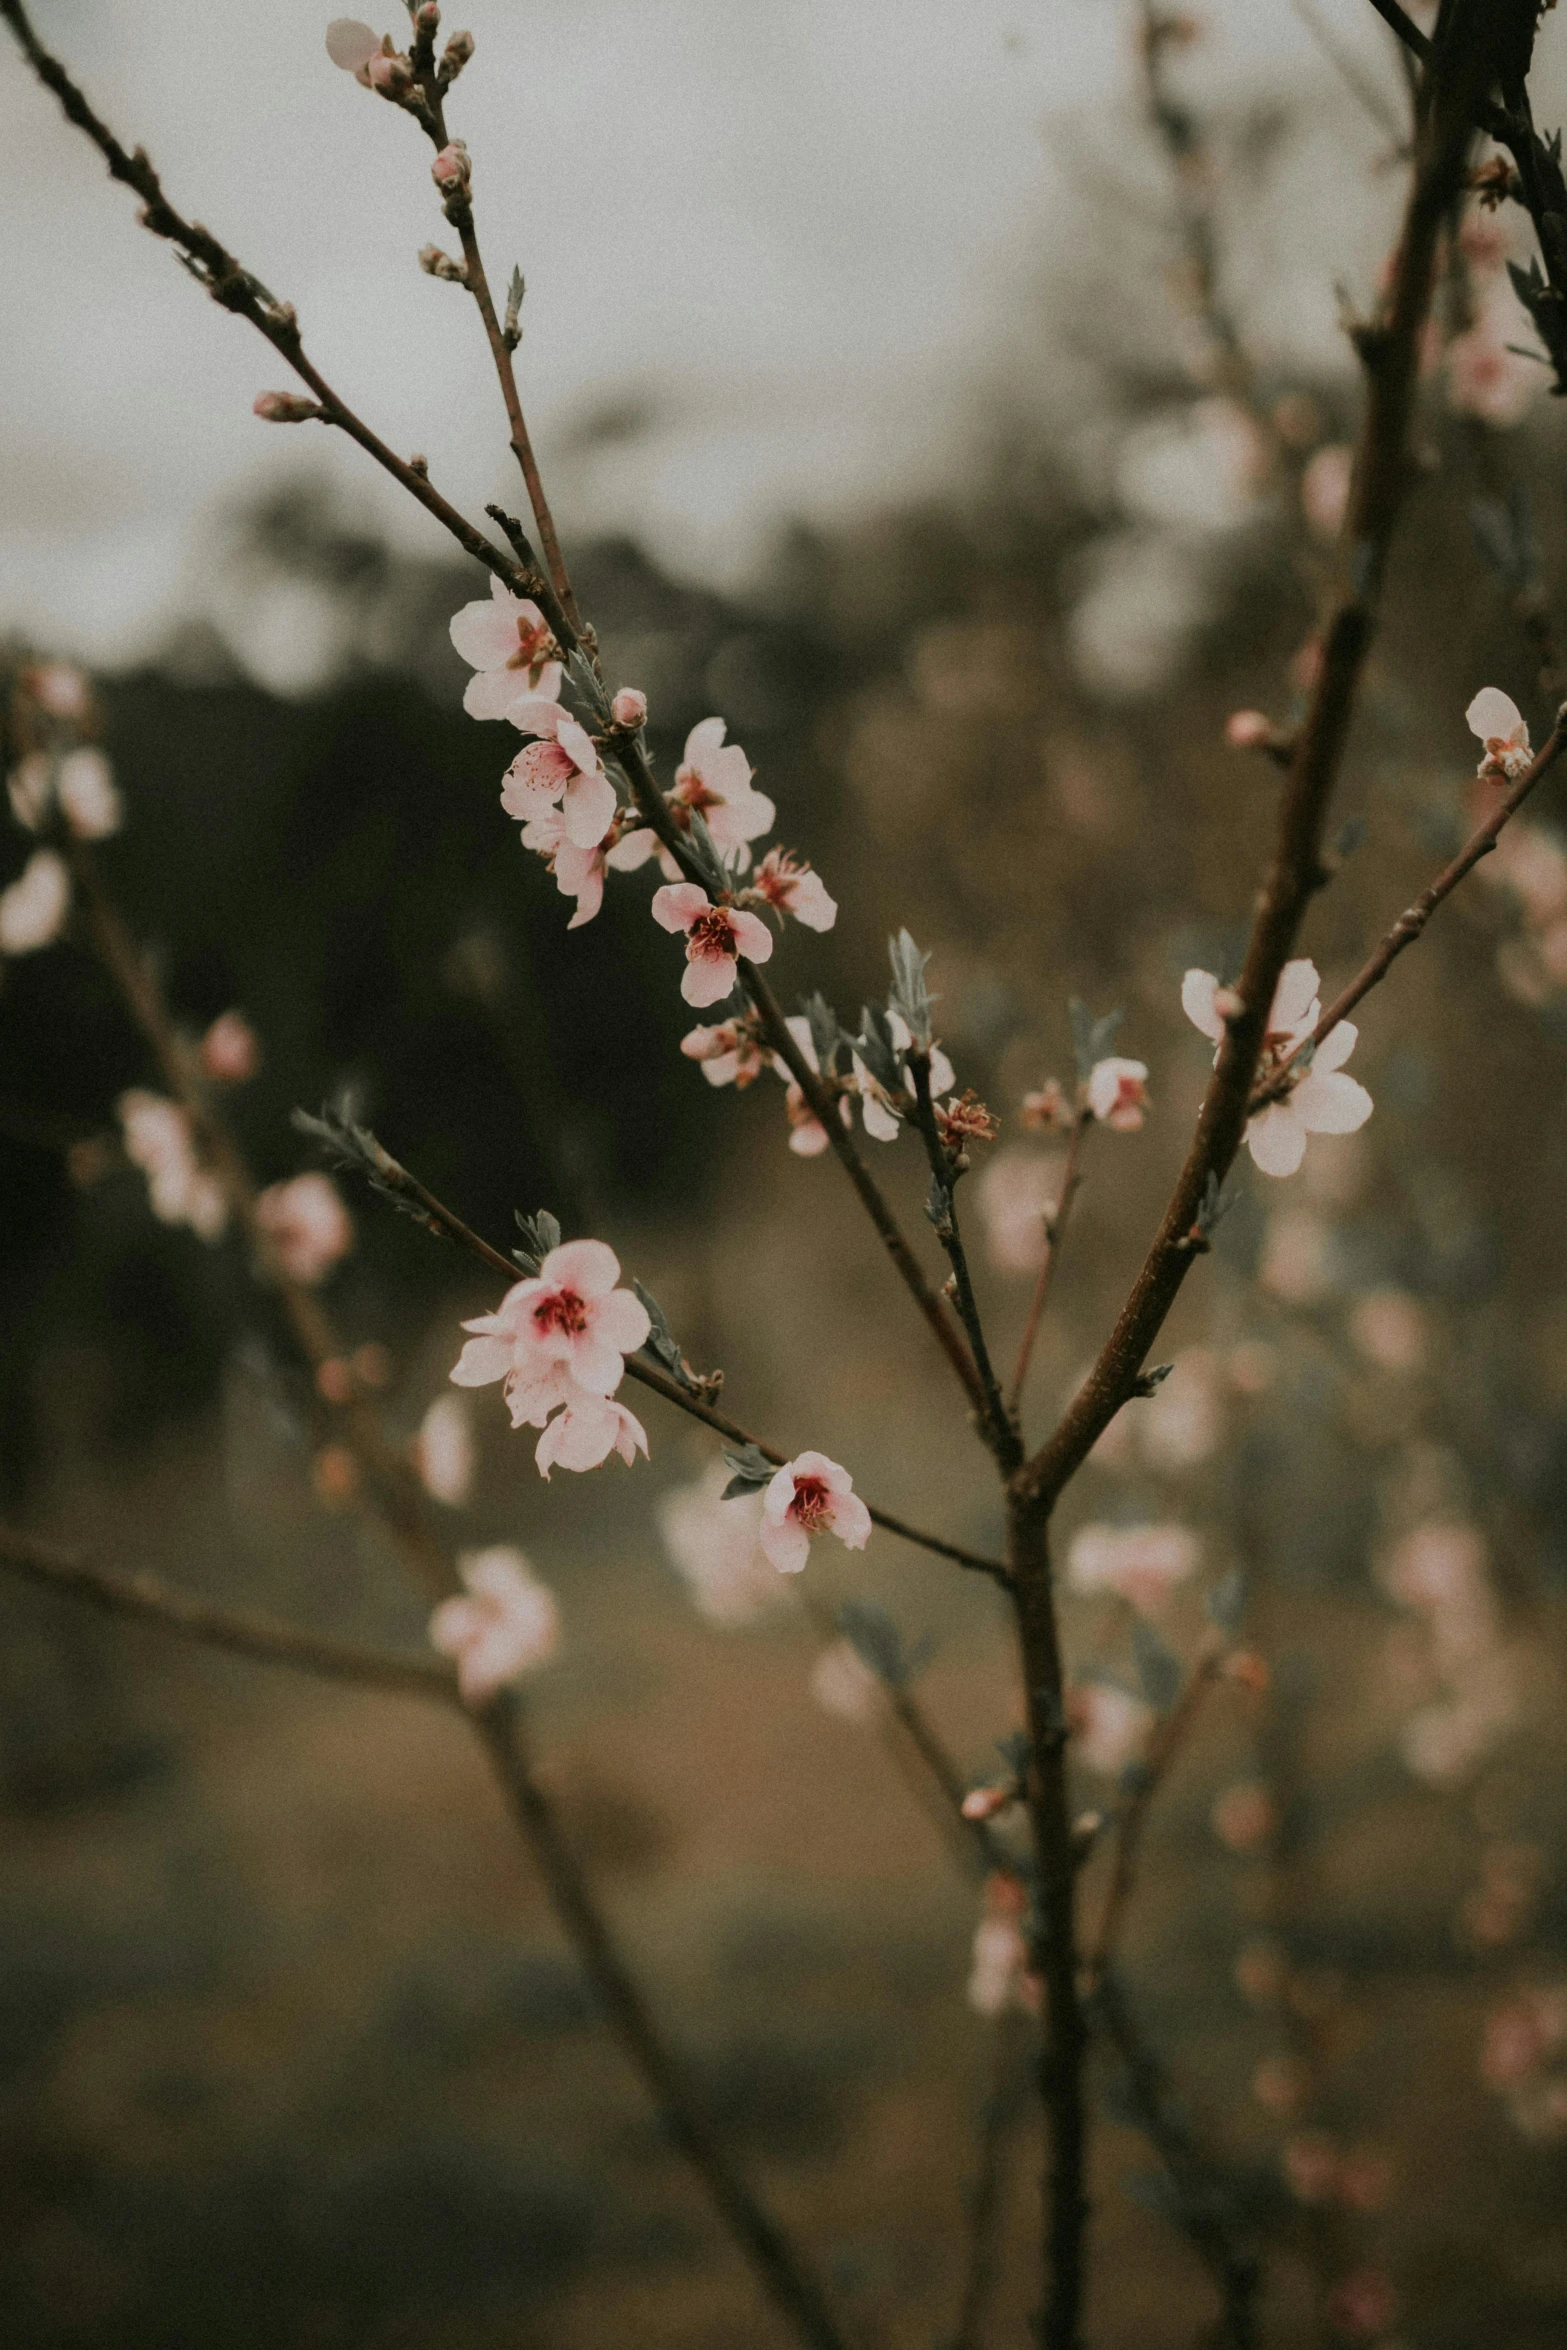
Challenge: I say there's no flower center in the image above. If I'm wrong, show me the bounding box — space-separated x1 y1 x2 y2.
689 908 737 961
674 768 719 814
790 1475 832 1531
533 1286 589 1338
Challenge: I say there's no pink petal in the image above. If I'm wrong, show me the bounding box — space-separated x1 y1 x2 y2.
556 715 601 775
326 18 381 71
542 1238 621 1297
829 1491 873 1551
505 697 569 739
1466 686 1523 743
449 1334 513 1388
760 1513 811 1574
1295 1069 1373 1135
682 953 737 1008
788 872 838 931
536 1395 618 1475
1245 1102 1308 1177
450 598 523 674
728 909 774 965
592 1288 653 1355
562 766 618 849
683 716 728 763
466 667 536 721
605 829 660 872
612 1403 649 1465
1181 969 1225 1043
1269 959 1319 1035
793 1449 849 1492
652 883 709 934
564 864 604 928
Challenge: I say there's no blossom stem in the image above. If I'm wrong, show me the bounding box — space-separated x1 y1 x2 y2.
905 1054 1021 1470
1006 1111 1091 1422
0 1525 457 1699
1250 711 1567 1109
326 1132 1015 1586
1014 11 1516 1518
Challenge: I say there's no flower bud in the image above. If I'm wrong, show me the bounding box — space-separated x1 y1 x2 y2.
365 50 413 95
438 29 474 80
611 687 648 729
431 140 471 193
253 391 322 424
961 1785 1011 1822
200 1010 262 1084
1224 708 1274 749
418 243 468 283
414 1 441 28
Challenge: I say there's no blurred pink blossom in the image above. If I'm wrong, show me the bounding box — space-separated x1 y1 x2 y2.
1066 1680 1153 1775
117 1090 228 1242
657 1465 784 1627
809 1637 882 1723
428 1547 559 1703
967 1875 1039 2019
1211 1781 1278 1853
0 849 70 955
1086 1056 1148 1131
976 1147 1054 1274
200 1010 262 1083
414 1393 475 1507
1301 442 1353 541
256 1173 353 1285
1067 1521 1198 1613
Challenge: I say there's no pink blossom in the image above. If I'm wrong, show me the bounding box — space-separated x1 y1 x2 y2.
651 883 773 1008
117 1089 228 1241
809 1637 882 1723
1086 1056 1148 1131
0 849 70 954
611 687 647 728
430 140 471 191
255 1172 354 1285
448 577 563 719
1466 686 1533 781
53 749 120 838
1067 1521 1199 1614
501 699 616 849
325 18 383 80
680 1018 768 1088
1348 1287 1427 1373
535 1389 648 1477
24 662 91 722
1486 819 1567 924
253 391 321 424
657 1464 785 1627
758 1451 872 1574
1258 1207 1337 1305
200 1010 262 1084
1448 306 1538 428
750 847 838 932
852 1012 954 1143
782 1081 832 1155
967 1875 1039 2019
1020 1079 1070 1132
451 1239 651 1404
1212 1781 1278 1853
1225 709 1276 750
6 755 49 831
1183 960 1372 1178
414 1392 475 1507
671 716 775 863
428 1546 559 1703
1066 1680 1153 1776
1300 442 1353 542
518 806 606 928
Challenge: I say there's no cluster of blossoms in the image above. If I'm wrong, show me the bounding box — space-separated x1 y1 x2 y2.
1066 1677 1154 1777
118 1091 229 1243
446 580 836 967
1464 690 1567 1006
1183 958 1373 1179
1 661 122 959
1480 1982 1567 2145
449 1238 650 1476
255 1172 355 1287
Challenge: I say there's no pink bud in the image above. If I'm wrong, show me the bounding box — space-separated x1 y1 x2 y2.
431 141 471 192
1225 709 1274 749
439 28 474 77
414 1 441 27
419 244 467 283
961 1785 1011 1822
1213 984 1245 1022
611 687 648 729
200 1010 262 1084
253 391 321 423
365 50 413 94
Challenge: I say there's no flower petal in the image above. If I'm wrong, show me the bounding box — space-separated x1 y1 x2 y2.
1312 1019 1358 1074
829 1492 873 1551
1245 1102 1308 1178
449 1334 513 1388
326 18 382 71
541 1238 621 1296
1181 968 1225 1043
652 883 709 934
1269 959 1319 1036
593 1288 653 1356
562 765 618 849
682 953 737 1007
728 908 774 965
1466 686 1523 743
1294 1069 1374 1135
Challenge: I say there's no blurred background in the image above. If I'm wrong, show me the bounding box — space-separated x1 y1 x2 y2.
4 1 1567 2344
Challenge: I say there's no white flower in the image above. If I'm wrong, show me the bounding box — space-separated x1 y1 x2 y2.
0 849 70 954
1183 959 1373 1178
758 1452 872 1573
428 1548 560 1704
1466 687 1533 783
1086 1056 1148 1132
117 1089 228 1241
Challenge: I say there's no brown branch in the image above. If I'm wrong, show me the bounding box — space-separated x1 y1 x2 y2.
1251 710 1567 1108
906 1053 1021 1470
0 1526 456 1699
338 1132 1014 1588
1015 8 1516 1521
1007 1112 1090 1420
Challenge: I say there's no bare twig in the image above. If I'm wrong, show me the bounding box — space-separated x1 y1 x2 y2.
0 1526 455 1699
1084 1643 1225 1987
950 2014 1033 2350
1007 1112 1090 1420
322 1125 1014 1587
905 1053 1020 1469
1252 709 1567 1107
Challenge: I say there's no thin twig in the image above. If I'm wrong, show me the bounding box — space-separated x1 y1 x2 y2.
1252 710 1567 1106
1007 1113 1090 1420
1084 1643 1224 1987
950 2013 1033 2350
333 1129 1014 1587
1016 8 1518 1520
905 1054 1020 1469
0 1526 456 1699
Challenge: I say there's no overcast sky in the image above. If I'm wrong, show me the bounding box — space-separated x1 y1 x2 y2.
0 0 1499 671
